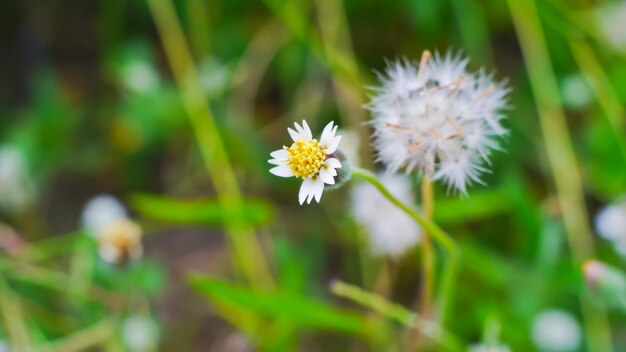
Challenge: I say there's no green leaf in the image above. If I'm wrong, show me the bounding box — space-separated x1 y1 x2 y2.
434 188 511 225
189 276 377 338
131 194 274 227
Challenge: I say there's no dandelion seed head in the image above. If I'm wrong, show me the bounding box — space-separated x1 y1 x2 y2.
366 51 509 194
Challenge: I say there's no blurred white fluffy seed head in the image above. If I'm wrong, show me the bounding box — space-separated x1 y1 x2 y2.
595 198 626 255
81 195 143 264
366 51 509 195
531 309 581 351
351 173 421 257
0 146 33 211
122 315 159 352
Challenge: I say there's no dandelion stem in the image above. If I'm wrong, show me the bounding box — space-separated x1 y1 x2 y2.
408 178 436 351
351 167 459 331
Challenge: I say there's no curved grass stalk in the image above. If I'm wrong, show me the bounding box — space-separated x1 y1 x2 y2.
351 167 459 328
331 280 464 351
147 0 273 288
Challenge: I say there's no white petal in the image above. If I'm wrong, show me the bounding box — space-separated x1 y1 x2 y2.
301 120 313 140
319 121 336 148
288 128 301 142
299 179 314 205
326 134 342 154
268 159 283 165
319 167 335 185
294 121 304 136
325 158 342 169
270 149 289 160
311 178 325 203
270 165 294 177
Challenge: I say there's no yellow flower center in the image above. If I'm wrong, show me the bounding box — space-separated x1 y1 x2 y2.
285 139 326 179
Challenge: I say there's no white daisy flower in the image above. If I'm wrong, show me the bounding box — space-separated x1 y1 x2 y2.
351 173 421 257
531 309 581 352
81 194 143 264
365 51 509 194
269 120 342 205
594 198 626 256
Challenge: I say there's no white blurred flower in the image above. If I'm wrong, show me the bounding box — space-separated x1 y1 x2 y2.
199 57 230 97
469 343 511 352
0 146 33 211
269 120 342 204
0 340 10 352
351 173 421 257
81 195 143 264
122 315 159 352
365 51 509 194
123 61 160 93
338 129 360 167
531 309 581 352
82 195 127 237
596 1 626 53
595 198 626 255
560 74 592 110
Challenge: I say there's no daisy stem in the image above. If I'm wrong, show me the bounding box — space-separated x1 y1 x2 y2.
351 167 459 330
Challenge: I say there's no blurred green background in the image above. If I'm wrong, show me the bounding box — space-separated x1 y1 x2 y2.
1 0 626 351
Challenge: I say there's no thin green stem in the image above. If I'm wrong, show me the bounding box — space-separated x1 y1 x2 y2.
331 280 464 351
0 274 31 350
570 40 626 163
507 0 613 350
351 167 459 328
420 178 435 316
35 317 117 352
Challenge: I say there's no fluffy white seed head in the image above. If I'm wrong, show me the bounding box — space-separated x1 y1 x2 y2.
351 173 421 257
366 51 509 194
531 309 581 351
